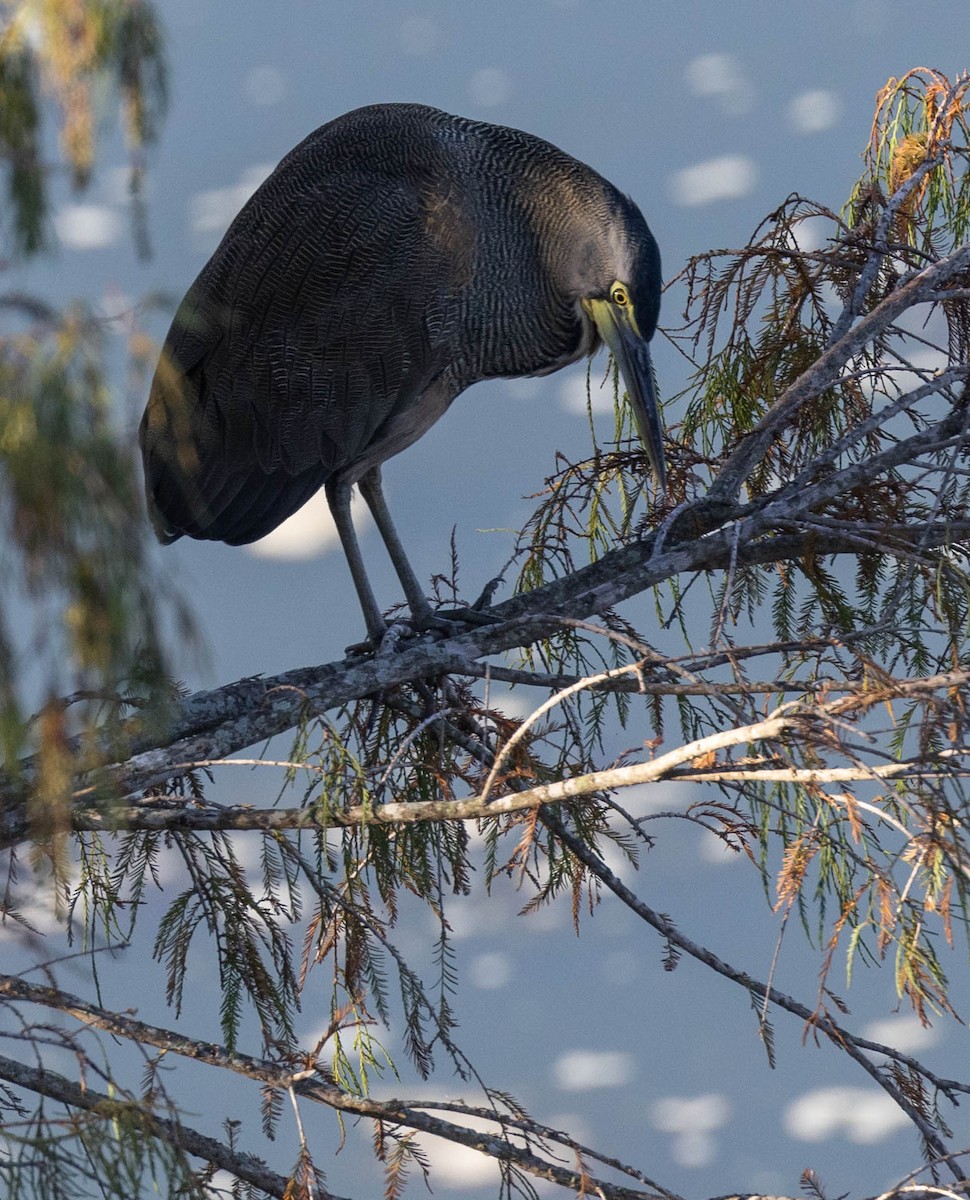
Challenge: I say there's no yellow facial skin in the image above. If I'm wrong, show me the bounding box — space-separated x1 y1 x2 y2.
583 284 665 489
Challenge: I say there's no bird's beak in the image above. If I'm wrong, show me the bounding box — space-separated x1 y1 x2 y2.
583 298 666 490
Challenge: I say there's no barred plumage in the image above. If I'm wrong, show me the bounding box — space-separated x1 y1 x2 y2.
140 103 664 638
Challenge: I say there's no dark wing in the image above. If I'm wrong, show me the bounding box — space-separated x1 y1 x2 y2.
140 113 459 546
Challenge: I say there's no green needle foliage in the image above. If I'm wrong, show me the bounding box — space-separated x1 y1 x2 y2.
0 2 181 783
0 0 167 247
511 69 970 1049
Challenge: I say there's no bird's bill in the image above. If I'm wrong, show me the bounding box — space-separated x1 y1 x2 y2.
583 298 666 490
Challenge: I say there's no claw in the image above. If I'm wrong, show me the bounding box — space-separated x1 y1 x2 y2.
469 573 506 611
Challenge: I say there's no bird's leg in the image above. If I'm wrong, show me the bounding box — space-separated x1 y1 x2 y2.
357 467 441 628
325 477 387 641
361 467 505 631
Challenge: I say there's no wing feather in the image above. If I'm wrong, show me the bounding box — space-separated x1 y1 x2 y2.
140 106 464 545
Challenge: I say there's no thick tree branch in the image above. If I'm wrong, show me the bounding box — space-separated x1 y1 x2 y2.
48 661 970 834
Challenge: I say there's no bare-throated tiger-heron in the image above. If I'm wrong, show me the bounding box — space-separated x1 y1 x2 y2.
140 103 665 639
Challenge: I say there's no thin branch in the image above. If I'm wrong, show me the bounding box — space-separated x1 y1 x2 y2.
537 806 965 1179
0 1050 296 1199
827 150 951 346
0 975 670 1200
709 245 970 501
49 743 970 836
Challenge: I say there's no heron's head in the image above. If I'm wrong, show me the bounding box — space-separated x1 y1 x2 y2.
572 192 665 490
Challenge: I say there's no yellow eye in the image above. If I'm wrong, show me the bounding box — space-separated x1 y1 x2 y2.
610 283 629 306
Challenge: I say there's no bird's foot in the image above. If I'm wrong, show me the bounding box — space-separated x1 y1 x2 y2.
428 605 502 629
345 619 412 657
427 571 506 628
344 595 504 656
